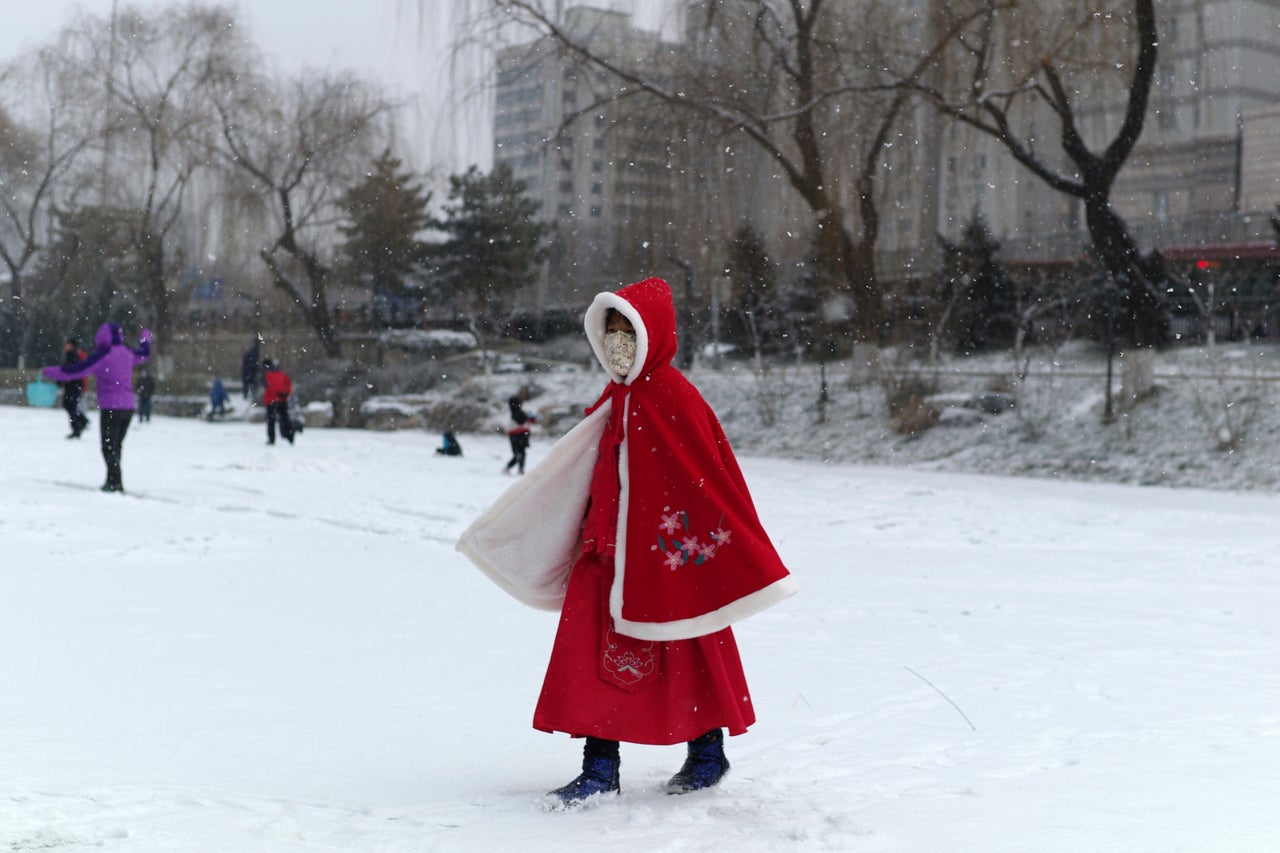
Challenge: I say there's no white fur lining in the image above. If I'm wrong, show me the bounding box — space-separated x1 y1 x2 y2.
583 292 647 385
455 404 610 610
613 575 801 642
457 359 798 640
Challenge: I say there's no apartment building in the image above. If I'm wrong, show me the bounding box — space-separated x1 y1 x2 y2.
493 7 691 314
495 2 1280 325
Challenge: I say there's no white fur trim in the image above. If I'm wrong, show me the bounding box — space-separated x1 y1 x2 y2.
613 575 800 642
455 404 610 610
607 401 798 641
584 292 647 385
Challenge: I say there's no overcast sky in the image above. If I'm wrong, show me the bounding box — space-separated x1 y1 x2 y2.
0 1 489 177
0 1 685 180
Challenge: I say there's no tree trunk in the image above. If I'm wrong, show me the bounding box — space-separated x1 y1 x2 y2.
140 238 170 341
1083 194 1167 347
260 248 342 358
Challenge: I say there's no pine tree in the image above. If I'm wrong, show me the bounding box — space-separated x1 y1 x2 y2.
431 163 550 334
725 224 782 365
942 213 1017 354
337 150 432 325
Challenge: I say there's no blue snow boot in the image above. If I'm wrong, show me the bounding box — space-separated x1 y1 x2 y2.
546 738 620 808
666 728 730 794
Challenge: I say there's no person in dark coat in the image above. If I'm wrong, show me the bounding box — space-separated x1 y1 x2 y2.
504 396 537 475
241 341 261 400
43 322 151 492
58 338 90 438
134 369 156 422
262 358 295 445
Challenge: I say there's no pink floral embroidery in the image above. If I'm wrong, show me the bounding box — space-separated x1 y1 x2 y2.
655 510 731 570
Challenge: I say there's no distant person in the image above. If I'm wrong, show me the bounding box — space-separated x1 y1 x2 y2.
262 357 295 445
42 322 151 493
58 338 89 439
241 340 261 401
436 430 463 457
135 369 156 423
209 377 230 418
504 396 537 475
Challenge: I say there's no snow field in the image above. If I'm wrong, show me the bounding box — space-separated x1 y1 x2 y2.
1 405 1279 851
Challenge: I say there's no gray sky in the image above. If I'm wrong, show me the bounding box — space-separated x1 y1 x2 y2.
0 1 685 178
0 1 487 176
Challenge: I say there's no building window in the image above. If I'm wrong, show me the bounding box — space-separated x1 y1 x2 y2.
592 160 604 173
559 180 574 194
591 182 603 195
590 205 602 217
558 203 573 216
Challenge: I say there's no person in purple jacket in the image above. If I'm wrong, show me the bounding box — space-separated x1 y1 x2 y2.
43 322 152 493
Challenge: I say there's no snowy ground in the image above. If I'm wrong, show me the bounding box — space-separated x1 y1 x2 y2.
3 403 1280 851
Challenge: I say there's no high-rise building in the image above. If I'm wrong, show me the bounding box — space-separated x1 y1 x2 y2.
494 8 689 315
495 2 1280 330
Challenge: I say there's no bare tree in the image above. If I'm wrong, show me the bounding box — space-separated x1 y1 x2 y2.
914 0 1165 346
0 45 97 356
55 3 243 342
209 68 390 356
466 0 983 351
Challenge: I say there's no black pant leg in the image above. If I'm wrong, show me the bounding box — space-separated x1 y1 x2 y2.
267 401 290 443
100 409 133 489
63 390 85 434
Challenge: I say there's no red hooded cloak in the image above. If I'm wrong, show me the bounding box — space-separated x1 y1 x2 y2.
458 277 797 743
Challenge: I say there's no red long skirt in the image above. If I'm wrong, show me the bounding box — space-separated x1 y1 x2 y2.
533 551 756 745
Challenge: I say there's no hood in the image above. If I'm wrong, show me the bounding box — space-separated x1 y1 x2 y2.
94 323 123 351
584 277 678 384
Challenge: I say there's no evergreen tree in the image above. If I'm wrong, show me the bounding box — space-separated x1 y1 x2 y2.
941 213 1017 354
337 149 432 325
725 224 783 364
21 205 143 363
431 163 549 333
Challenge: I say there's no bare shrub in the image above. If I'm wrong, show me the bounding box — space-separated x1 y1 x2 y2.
882 371 940 436
1183 351 1264 451
890 396 940 436
752 368 788 428
425 400 491 433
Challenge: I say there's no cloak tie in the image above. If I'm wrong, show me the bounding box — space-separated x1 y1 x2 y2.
582 381 630 556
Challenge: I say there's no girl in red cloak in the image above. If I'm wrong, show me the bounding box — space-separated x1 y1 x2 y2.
458 277 797 807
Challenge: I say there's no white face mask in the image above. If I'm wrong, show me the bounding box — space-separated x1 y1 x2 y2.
603 330 637 376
